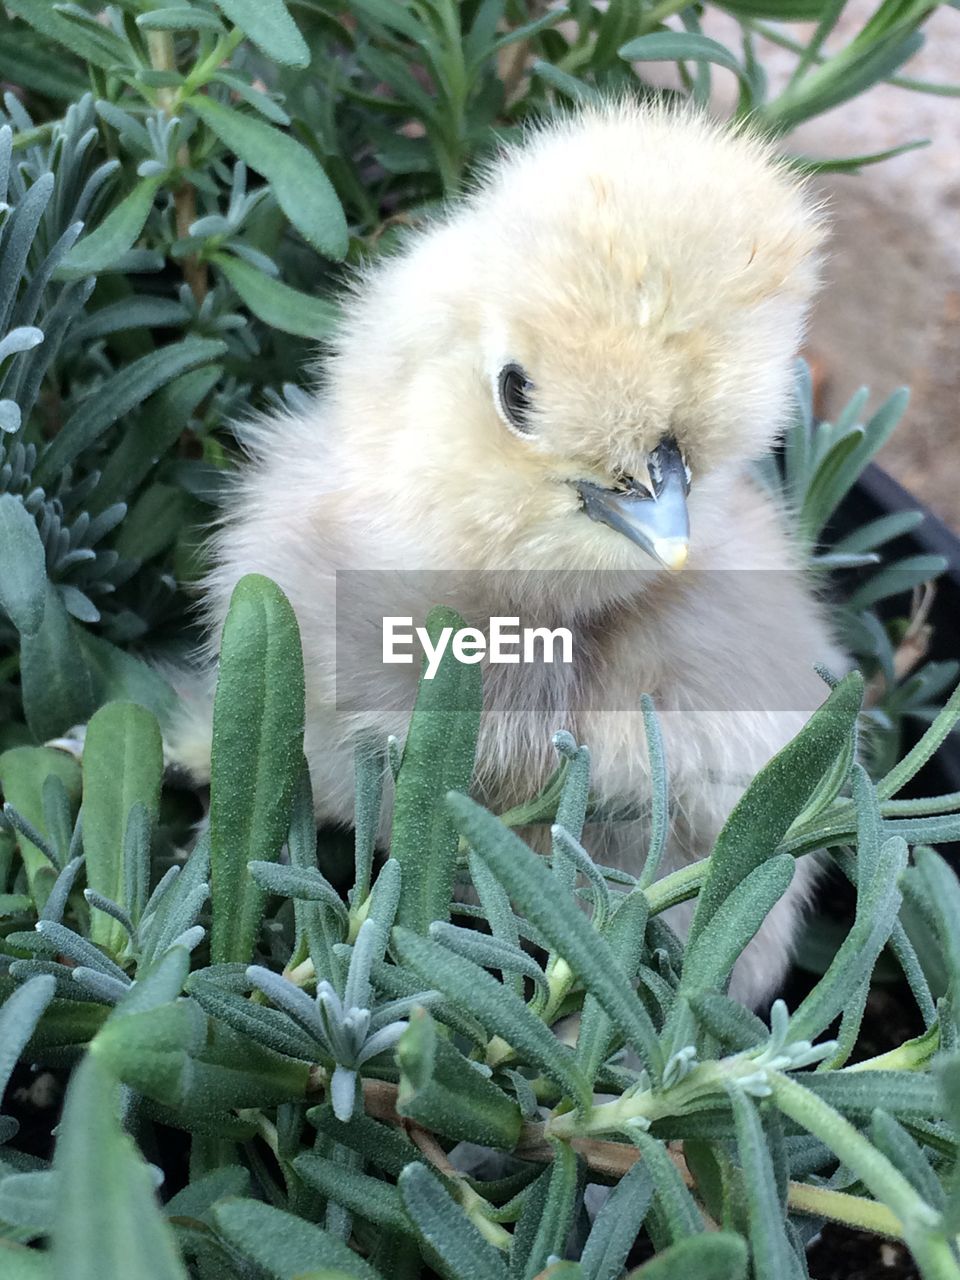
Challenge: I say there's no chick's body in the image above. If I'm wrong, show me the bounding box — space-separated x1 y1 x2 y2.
176 103 842 1006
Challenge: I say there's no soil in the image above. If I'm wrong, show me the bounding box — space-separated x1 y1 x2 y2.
808 1227 919 1279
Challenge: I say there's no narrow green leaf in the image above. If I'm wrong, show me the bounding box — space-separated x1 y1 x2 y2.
687 993 767 1053
191 98 348 259
214 0 309 65
82 702 163 951
163 1166 250 1220
792 139 930 175
6 0 127 70
209 574 305 964
396 1007 523 1149
293 1151 411 1236
79 631 178 727
531 60 599 103
788 837 906 1043
625 1233 747 1279
248 860 348 922
878 680 960 801
619 32 751 85
680 855 794 996
398 1163 510 1280
353 736 385 906
799 429 867 543
638 696 669 888
833 509 924 556
188 973 318 1061
287 761 343 985
448 794 663 1077
213 252 338 338
689 672 862 946
93 365 222 509
631 1131 704 1241
488 8 570 59
307 1104 425 1179
0 747 80 905
848 554 946 612
19 583 94 744
72 294 189 341
937 1056 960 1232
213 1198 383 1279
391 926 590 1107
580 1159 653 1280
762 31 924 133
799 1070 939 1121
514 1140 580 1280
869 1109 944 1209
903 846 960 1011
575 891 649 1084
0 494 46 637
90 1001 202 1107
52 1055 188 1280
138 7 225 32
182 1021 309 1111
119 946 190 1015
36 337 227 482
57 178 162 281
728 1089 800 1280
393 607 482 935
0 975 55 1110
0 1168 54 1233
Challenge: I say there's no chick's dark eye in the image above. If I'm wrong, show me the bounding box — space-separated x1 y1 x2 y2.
497 363 534 433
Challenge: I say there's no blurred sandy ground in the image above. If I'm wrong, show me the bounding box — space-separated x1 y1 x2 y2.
780 8 959 530
698 5 960 527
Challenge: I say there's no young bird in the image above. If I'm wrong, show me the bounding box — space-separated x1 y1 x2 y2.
171 101 842 1006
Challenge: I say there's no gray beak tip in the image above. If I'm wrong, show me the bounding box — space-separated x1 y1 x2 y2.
577 437 691 570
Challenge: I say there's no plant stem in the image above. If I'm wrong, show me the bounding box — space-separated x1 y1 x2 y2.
844 1023 940 1073
786 0 846 87
545 1058 732 1138
643 856 708 914
637 0 696 35
351 1074 928 1246
878 680 960 800
147 29 207 303
786 1182 905 1238
770 1073 960 1280
285 955 316 987
409 1125 512 1249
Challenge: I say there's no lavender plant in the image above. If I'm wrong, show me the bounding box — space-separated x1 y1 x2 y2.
0 4 958 1279
0 576 959 1278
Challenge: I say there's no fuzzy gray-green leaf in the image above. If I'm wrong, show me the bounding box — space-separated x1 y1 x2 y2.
209 574 305 965
52 1055 188 1280
398 1163 510 1280
0 493 46 637
689 671 862 946
448 793 663 1078
393 607 482 935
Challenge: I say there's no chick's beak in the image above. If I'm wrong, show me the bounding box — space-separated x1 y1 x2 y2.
577 437 691 571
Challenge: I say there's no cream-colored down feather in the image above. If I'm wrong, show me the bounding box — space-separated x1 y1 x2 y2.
169 100 843 1006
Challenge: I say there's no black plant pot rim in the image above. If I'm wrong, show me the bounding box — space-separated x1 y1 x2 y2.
846 463 960 797
857 463 960 581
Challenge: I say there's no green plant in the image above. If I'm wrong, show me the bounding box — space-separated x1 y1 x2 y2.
1 3 960 1278
3 580 960 1278
758 366 957 774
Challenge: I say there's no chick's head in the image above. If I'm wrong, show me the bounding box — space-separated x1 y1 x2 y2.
327 102 825 579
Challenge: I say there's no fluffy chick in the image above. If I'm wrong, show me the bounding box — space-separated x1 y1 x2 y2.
172 101 842 1006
